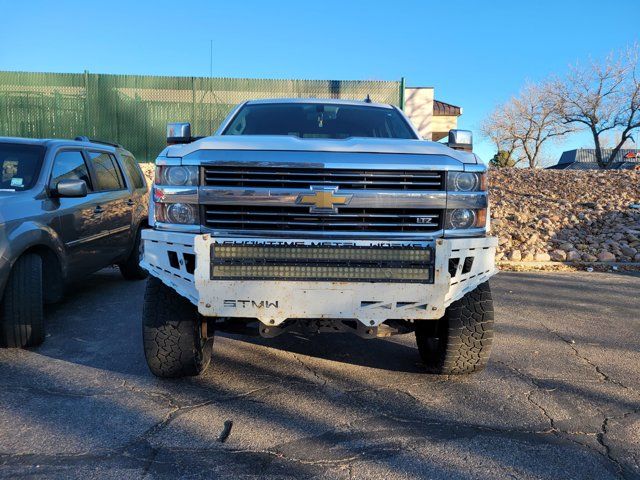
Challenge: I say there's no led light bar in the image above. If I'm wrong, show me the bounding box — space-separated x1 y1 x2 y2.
212 244 431 263
211 264 431 283
210 243 433 283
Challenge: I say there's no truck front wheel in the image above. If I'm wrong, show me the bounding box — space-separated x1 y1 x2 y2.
415 281 494 375
142 276 213 378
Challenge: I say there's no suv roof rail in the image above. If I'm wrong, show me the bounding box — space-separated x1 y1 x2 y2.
74 136 123 149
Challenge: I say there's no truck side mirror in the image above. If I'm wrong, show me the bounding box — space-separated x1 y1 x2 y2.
167 122 192 145
447 130 473 152
56 179 88 198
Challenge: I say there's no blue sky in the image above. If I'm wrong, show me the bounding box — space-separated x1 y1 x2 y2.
0 0 638 162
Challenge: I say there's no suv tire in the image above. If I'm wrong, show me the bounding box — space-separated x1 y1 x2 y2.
415 281 494 374
0 253 45 348
118 227 148 281
142 276 213 378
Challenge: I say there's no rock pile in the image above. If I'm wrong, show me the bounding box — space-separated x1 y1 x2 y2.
490 169 640 263
140 163 640 263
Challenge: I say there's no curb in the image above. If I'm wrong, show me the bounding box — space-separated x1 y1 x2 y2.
497 261 640 267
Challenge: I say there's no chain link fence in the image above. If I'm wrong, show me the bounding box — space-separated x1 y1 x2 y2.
0 71 402 161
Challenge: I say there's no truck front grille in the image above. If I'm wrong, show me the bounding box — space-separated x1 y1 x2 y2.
203 205 442 234
203 166 444 191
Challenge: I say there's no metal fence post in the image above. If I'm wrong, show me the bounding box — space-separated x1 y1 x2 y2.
399 77 406 111
83 70 89 135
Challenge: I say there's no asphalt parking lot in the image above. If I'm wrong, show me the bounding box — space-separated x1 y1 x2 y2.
0 270 638 479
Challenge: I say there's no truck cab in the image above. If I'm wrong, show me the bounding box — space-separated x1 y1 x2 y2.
140 99 497 378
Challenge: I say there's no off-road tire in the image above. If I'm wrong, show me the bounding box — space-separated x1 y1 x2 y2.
0 253 45 348
415 281 494 374
142 276 213 378
118 227 148 280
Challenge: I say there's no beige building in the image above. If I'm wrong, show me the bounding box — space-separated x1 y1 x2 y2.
404 87 462 141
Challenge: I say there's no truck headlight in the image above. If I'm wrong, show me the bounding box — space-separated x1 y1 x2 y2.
446 209 486 230
447 172 486 191
156 166 199 186
155 203 199 224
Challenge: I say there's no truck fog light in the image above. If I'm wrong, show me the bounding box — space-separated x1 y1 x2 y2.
448 209 476 229
166 203 197 224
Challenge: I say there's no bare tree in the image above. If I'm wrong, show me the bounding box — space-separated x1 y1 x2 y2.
553 45 640 168
481 83 572 168
480 109 520 164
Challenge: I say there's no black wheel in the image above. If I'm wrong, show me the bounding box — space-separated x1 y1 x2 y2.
0 253 45 348
142 276 213 378
415 281 494 374
118 227 148 280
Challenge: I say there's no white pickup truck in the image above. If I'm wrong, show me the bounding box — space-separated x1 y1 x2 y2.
141 98 497 378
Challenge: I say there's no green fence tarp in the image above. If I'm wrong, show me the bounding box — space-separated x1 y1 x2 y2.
0 71 402 161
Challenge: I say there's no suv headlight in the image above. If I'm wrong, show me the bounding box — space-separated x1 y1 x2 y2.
156 166 199 186
447 172 486 192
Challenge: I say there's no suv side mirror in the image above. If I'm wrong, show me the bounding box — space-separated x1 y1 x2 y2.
167 122 192 145
56 179 88 198
447 130 473 152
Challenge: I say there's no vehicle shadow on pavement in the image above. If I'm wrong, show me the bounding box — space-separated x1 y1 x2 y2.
222 331 426 374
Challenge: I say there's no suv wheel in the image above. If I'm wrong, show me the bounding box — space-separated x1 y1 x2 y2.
142 276 213 378
118 227 149 280
415 281 494 374
0 253 45 348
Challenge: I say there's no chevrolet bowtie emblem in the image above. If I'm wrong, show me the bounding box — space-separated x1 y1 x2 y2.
297 186 353 213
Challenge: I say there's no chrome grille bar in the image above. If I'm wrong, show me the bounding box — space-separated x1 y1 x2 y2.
203 166 445 190
203 205 442 233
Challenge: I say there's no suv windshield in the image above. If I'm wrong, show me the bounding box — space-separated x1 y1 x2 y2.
223 103 417 139
0 143 45 191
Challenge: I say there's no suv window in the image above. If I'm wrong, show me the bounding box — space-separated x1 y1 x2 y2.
50 150 93 191
121 153 145 189
88 151 125 191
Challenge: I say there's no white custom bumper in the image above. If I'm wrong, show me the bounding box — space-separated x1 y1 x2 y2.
141 230 497 327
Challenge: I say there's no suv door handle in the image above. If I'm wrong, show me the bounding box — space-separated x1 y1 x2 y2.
126 199 135 206
93 206 104 215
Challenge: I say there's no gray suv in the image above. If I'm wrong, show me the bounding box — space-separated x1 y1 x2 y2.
0 136 149 348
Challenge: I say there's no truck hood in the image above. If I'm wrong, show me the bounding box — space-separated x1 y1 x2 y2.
164 135 480 164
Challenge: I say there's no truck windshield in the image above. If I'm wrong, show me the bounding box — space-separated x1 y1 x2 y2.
0 143 45 191
222 103 417 139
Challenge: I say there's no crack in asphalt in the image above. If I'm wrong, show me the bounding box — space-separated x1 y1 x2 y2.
533 321 640 479
539 321 630 390
289 352 328 387
597 417 625 479
494 360 559 434
494 359 636 480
